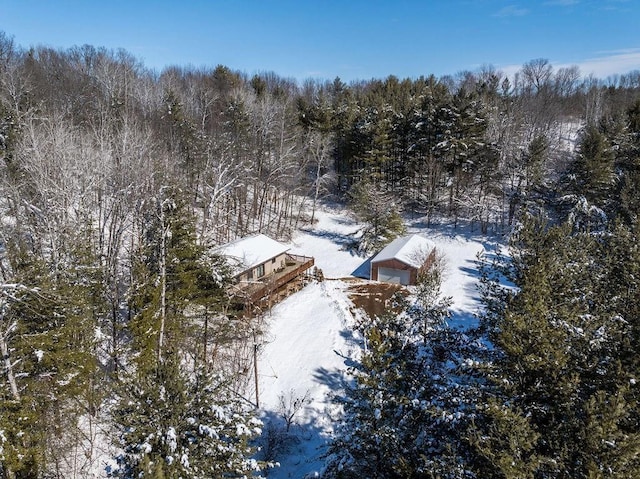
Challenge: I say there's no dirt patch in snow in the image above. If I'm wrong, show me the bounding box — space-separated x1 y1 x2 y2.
347 282 408 318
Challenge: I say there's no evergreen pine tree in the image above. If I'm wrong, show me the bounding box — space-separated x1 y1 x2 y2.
111 358 265 478
522 134 549 195
325 271 473 478
113 186 266 477
613 100 640 225
128 186 231 368
565 124 616 228
348 179 406 255
472 215 640 478
324 300 428 479
0 241 100 477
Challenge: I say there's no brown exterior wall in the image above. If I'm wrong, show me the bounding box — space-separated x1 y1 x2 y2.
371 248 436 285
417 249 436 278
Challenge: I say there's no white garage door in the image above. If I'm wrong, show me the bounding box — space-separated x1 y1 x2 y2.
377 267 411 285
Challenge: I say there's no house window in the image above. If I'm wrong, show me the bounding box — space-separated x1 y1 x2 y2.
256 264 265 278
247 268 254 280
272 258 276 263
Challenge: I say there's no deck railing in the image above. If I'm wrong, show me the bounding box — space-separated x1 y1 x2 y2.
231 254 315 307
247 254 314 302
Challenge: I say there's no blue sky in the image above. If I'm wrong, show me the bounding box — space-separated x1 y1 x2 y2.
1 0 638 83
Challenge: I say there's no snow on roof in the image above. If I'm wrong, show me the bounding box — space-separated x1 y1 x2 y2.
371 234 435 268
218 234 289 274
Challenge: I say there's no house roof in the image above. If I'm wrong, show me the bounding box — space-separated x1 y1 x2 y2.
371 234 435 269
218 234 289 275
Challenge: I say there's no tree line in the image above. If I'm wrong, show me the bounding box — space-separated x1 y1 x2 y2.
0 28 639 477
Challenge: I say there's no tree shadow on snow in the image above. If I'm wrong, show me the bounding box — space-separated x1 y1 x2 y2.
257 406 332 478
447 309 479 331
408 217 506 253
313 366 349 392
299 228 362 256
458 259 484 304
338 328 362 355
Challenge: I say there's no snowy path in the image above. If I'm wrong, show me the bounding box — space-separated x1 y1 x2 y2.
258 280 358 414
257 280 357 478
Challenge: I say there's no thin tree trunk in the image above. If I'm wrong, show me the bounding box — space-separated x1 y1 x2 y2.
1 333 20 400
158 204 167 364
203 311 209 371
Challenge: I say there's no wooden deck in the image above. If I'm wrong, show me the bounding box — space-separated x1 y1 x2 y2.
230 253 315 315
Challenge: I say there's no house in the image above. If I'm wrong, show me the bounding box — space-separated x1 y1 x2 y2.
218 233 315 315
370 234 436 286
221 233 290 282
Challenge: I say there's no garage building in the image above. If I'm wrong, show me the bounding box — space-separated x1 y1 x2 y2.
370 234 436 286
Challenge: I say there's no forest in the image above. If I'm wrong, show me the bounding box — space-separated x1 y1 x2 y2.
0 28 639 478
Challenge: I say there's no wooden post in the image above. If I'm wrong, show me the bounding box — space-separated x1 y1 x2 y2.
253 342 260 408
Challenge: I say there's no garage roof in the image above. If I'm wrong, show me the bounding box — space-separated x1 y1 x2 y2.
371 234 435 268
218 234 290 274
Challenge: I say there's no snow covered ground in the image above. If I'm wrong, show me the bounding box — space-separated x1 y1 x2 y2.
255 207 493 478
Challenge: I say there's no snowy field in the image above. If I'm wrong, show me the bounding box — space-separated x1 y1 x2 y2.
256 206 493 478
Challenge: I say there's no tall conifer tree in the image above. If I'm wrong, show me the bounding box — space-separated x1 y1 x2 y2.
112 186 266 477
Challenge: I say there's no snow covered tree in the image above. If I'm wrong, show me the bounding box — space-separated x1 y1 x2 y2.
112 186 267 477
471 215 640 478
410 250 452 345
435 89 490 225
325 272 474 478
348 179 406 255
302 128 335 224
521 134 548 196
611 100 640 226
324 299 428 478
127 186 232 369
0 243 100 478
111 358 266 478
562 124 616 230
